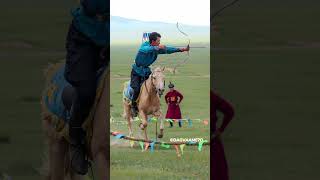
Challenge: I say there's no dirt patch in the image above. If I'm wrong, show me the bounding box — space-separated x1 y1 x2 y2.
111 139 130 147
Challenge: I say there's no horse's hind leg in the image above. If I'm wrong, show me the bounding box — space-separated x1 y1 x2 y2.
42 114 67 180
91 76 109 180
50 137 68 180
123 101 133 137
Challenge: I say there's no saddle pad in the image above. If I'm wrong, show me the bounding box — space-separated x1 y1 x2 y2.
42 62 108 145
44 65 70 121
123 80 134 101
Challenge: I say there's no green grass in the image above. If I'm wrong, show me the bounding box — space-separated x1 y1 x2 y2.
0 0 210 178
213 2 320 180
110 45 210 179
0 1 75 179
1 0 320 179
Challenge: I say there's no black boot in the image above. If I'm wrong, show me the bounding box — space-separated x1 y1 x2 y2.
131 102 139 117
69 127 89 175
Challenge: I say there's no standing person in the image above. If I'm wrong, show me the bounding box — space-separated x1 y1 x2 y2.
210 90 235 180
130 32 189 117
165 82 184 127
63 0 108 175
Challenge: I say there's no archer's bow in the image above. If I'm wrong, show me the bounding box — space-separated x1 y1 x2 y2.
174 22 190 71
212 0 240 21
176 22 190 49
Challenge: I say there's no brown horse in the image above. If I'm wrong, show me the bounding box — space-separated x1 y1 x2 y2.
41 63 109 180
123 67 166 140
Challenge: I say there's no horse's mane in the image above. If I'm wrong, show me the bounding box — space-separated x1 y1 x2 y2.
152 66 163 73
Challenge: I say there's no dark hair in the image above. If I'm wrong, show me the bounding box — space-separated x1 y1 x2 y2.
149 32 161 43
168 82 174 88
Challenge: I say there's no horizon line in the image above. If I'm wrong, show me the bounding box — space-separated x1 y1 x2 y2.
111 15 210 27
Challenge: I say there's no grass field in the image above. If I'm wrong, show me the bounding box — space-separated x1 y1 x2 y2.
110 45 210 180
0 1 76 179
213 2 320 180
0 1 210 179
1 0 320 179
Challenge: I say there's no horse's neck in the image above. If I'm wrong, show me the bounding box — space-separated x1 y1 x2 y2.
141 78 157 101
139 77 160 110
144 78 156 94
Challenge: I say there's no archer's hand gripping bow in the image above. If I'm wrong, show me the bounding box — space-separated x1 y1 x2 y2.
173 22 190 71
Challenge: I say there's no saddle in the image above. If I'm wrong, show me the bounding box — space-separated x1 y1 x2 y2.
123 80 144 104
42 63 107 143
123 81 134 102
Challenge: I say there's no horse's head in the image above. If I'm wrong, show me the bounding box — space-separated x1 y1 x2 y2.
150 67 165 97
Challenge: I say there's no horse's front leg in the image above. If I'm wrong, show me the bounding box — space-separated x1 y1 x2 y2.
139 111 148 140
154 110 164 138
159 118 164 138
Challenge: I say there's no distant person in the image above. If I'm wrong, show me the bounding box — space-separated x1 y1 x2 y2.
130 32 189 117
211 90 235 180
165 82 184 127
63 0 108 175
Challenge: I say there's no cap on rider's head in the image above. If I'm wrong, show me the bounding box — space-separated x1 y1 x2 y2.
168 82 174 88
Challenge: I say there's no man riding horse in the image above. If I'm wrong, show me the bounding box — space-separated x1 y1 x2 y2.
130 32 190 117
64 0 108 175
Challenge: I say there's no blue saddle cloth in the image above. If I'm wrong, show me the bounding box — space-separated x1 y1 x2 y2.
123 80 134 101
44 64 105 123
44 65 70 121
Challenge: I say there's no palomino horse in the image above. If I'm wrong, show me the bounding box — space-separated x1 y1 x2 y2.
123 67 166 140
41 63 109 180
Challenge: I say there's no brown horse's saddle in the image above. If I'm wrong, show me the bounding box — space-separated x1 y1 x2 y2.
42 63 107 143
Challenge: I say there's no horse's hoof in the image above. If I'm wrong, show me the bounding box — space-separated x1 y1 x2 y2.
158 134 163 138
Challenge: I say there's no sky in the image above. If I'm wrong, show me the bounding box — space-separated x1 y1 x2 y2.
110 0 210 26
